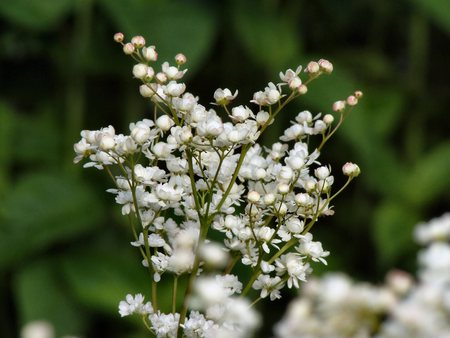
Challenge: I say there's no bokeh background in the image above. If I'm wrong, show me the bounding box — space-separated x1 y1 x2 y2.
0 0 449 337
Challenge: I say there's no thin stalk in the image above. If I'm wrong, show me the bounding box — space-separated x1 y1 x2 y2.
172 275 179 313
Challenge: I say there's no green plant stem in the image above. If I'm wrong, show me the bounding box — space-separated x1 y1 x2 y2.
172 275 179 313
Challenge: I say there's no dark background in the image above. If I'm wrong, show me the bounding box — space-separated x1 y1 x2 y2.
0 0 449 337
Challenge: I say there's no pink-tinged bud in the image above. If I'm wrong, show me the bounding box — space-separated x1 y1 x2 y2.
354 90 363 99
156 72 168 83
131 35 146 48
323 114 334 124
142 46 158 62
298 84 308 95
123 43 135 55
346 95 358 106
332 100 346 112
318 59 333 74
113 32 124 43
342 162 361 177
175 53 187 65
306 61 320 74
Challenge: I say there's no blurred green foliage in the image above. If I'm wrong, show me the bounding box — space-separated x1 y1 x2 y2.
0 0 449 337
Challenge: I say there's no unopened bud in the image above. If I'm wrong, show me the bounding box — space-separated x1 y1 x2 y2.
332 100 346 112
277 183 290 194
346 95 358 106
132 63 148 79
248 191 260 203
318 59 333 74
323 114 334 124
306 61 320 74
131 35 146 48
342 162 361 177
113 32 124 43
175 53 187 65
298 84 308 95
263 193 275 205
123 43 135 55
142 46 158 62
354 90 363 99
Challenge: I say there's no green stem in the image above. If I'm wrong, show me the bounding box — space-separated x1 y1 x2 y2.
172 275 179 313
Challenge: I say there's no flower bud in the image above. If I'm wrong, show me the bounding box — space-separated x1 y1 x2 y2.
248 191 260 203
295 193 312 206
131 125 151 144
254 168 267 180
354 90 363 99
304 179 316 192
315 166 330 180
275 202 287 216
332 100 346 112
142 46 158 61
263 193 275 205
131 35 146 48
175 53 187 65
323 114 334 124
318 59 333 74
342 162 361 177
346 95 358 106
156 115 174 131
123 43 135 55
277 183 290 194
132 63 148 79
113 32 124 43
256 111 270 126
306 61 320 74
99 134 115 151
297 84 308 95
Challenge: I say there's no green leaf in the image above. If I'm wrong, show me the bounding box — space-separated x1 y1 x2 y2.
13 258 86 336
402 142 450 206
411 0 450 35
0 172 104 269
0 0 73 31
373 200 421 267
100 0 217 75
232 0 302 72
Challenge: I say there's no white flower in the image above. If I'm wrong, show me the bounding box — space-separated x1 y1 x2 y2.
213 88 238 105
253 275 284 300
162 61 186 80
196 115 224 137
118 293 153 317
414 213 450 244
297 233 330 265
275 253 309 288
164 81 186 97
231 105 253 122
155 182 184 203
149 312 180 338
342 162 361 177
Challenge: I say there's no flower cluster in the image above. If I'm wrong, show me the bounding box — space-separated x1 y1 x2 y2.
74 33 361 337
274 212 450 338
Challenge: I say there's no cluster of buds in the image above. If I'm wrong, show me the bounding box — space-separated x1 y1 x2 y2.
74 33 362 338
